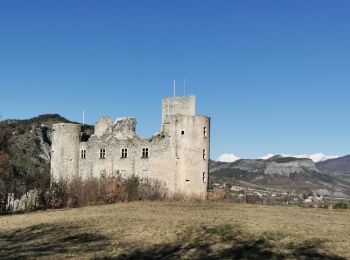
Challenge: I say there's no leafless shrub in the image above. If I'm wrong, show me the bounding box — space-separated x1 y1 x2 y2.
124 175 140 202
169 192 206 202
84 176 99 205
99 171 125 203
45 173 168 209
49 176 69 209
67 176 85 208
139 179 167 201
207 189 229 202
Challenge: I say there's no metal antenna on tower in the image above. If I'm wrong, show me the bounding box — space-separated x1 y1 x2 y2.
183 78 186 96
173 80 176 97
83 110 85 126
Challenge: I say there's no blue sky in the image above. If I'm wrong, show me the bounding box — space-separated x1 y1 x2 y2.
1 1 350 159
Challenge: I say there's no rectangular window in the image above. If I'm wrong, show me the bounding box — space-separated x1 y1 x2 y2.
203 172 206 183
204 127 207 138
81 150 86 159
142 148 149 158
121 148 128 158
100 149 106 159
181 130 185 135
203 149 206 160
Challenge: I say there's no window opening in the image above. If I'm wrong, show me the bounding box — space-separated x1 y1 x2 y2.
142 148 149 158
100 149 106 159
121 148 128 158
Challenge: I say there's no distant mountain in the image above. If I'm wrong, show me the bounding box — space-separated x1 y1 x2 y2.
316 155 350 174
216 153 240 162
220 153 339 163
259 153 339 162
210 157 350 197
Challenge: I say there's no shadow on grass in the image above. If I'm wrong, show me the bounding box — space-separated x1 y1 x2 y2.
0 223 345 259
0 223 109 259
112 225 345 260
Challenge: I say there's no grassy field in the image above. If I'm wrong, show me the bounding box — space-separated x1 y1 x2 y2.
0 202 349 259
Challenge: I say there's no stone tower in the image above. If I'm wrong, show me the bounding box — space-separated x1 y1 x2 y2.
161 96 210 195
51 123 81 180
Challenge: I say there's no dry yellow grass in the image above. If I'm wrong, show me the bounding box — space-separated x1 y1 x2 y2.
0 202 349 259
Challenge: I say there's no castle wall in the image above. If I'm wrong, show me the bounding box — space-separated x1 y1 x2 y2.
52 95 210 197
78 132 176 192
51 123 81 180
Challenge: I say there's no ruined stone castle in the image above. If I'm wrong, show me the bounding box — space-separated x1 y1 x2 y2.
51 96 210 196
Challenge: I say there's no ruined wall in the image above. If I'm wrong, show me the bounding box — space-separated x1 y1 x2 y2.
78 117 176 192
52 95 210 197
51 123 81 180
94 116 113 137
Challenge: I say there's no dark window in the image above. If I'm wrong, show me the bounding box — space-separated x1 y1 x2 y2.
121 148 128 158
203 149 206 160
100 149 106 159
181 130 185 135
204 127 207 138
203 172 206 183
142 148 149 158
81 150 86 159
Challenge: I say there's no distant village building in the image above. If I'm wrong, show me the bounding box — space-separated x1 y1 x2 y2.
50 96 210 196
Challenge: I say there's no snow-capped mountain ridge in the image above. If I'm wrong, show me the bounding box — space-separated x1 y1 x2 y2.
217 153 339 163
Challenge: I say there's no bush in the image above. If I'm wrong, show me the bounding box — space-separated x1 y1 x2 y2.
170 192 207 202
139 179 167 201
49 177 69 208
207 189 229 202
99 171 125 203
45 174 168 209
124 175 140 201
333 201 348 209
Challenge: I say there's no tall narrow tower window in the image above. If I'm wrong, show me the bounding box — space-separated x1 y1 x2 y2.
81 150 86 159
203 149 206 160
100 149 106 159
203 172 206 183
142 148 149 158
121 148 128 158
204 127 207 138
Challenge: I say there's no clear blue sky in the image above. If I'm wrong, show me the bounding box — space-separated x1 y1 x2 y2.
1 1 349 159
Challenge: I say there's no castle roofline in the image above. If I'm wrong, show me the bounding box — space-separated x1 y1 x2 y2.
162 95 195 100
